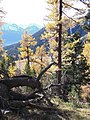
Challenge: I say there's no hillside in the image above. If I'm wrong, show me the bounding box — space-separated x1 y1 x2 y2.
68 24 87 36
4 27 46 59
4 24 87 59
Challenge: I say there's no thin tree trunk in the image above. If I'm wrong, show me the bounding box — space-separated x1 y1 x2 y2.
27 46 30 68
57 0 62 94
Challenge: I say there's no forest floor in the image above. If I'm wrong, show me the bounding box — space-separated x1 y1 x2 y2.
58 102 90 120
5 98 90 120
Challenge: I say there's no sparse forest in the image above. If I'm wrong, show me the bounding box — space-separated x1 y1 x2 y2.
0 0 90 120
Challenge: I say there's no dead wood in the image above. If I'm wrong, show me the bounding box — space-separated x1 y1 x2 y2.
0 77 40 89
37 62 56 82
9 90 41 101
0 62 65 119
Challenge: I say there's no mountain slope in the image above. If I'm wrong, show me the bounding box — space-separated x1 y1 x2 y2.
4 27 46 59
68 24 87 36
4 24 88 60
2 23 41 46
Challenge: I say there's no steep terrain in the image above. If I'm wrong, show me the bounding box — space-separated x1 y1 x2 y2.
4 27 46 59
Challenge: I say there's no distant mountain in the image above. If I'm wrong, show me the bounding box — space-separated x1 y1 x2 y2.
68 24 87 37
4 27 46 60
4 24 88 60
1 23 42 46
25 25 40 35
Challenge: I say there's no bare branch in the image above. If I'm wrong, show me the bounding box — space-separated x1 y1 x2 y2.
37 62 57 82
80 0 90 7
63 11 79 23
62 2 84 13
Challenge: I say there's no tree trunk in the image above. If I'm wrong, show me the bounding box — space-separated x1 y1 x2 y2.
57 0 62 95
0 77 40 89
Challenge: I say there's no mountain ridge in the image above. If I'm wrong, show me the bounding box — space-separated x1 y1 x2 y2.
1 23 43 46
4 27 46 60
3 24 88 60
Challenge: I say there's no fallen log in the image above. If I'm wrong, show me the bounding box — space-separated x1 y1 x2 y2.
0 62 58 118
9 90 41 100
0 62 56 89
0 77 41 89
0 83 9 100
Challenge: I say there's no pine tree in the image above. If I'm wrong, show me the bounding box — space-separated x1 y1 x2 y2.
62 32 90 101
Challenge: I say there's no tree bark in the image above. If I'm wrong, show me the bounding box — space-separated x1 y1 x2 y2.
57 0 62 95
0 77 40 89
9 90 41 100
58 0 62 83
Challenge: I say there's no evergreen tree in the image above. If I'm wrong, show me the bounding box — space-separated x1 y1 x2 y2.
62 32 90 101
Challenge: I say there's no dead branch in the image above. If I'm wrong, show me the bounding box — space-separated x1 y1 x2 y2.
63 11 79 23
9 101 55 110
62 2 84 13
37 62 57 82
44 83 64 91
80 0 90 7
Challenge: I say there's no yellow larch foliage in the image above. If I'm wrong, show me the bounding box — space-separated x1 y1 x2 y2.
31 63 41 75
35 45 46 57
20 31 36 48
83 43 90 65
18 31 36 59
0 38 3 51
8 64 17 77
87 32 90 40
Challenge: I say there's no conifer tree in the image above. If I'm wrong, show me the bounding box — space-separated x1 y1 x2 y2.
43 0 90 98
35 45 47 72
18 31 36 75
62 32 90 101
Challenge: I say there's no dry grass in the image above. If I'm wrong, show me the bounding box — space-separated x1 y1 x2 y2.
4 98 90 120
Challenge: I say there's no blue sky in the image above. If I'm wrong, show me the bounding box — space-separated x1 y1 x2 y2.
1 0 48 26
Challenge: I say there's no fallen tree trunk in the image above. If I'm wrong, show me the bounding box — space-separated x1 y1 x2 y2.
0 62 56 89
0 77 41 89
0 62 59 119
9 90 42 100
0 83 9 100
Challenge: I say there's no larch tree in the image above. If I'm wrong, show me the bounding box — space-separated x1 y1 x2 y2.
18 31 36 75
43 0 75 94
33 45 48 74
43 0 90 97
43 0 61 84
